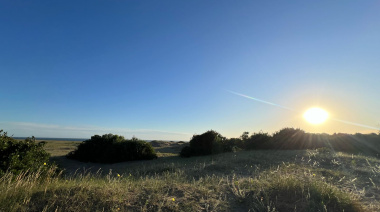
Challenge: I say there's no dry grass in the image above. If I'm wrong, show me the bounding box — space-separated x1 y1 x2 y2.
1 140 379 211
41 140 82 157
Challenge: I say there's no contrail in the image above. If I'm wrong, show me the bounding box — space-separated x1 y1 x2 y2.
226 89 380 131
331 118 380 131
226 90 296 111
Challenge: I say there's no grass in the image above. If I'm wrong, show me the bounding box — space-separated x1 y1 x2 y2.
40 140 82 157
1 141 379 211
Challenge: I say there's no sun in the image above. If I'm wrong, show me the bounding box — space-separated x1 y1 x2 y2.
303 107 329 124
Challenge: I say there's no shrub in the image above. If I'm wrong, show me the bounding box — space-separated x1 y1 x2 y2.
244 132 271 150
0 130 51 176
270 128 306 149
67 134 157 163
272 128 305 141
179 146 193 157
180 130 226 157
223 138 240 152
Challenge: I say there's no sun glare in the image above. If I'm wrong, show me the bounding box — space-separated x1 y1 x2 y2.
303 107 329 125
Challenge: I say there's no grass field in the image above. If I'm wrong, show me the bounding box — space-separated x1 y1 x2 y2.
1 140 379 211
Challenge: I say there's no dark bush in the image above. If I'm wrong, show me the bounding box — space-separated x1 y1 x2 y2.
180 128 380 156
272 128 305 141
270 128 306 149
0 130 51 176
180 130 226 157
266 128 380 154
222 138 241 152
67 134 157 163
244 132 271 150
179 146 193 157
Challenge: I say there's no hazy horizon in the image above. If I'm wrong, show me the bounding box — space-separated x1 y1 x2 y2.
4 121 379 141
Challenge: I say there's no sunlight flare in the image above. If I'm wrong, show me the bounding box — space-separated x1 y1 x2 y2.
303 107 329 124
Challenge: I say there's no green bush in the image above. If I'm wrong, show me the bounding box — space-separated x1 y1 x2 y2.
67 134 157 163
180 130 226 157
244 132 271 150
0 130 51 176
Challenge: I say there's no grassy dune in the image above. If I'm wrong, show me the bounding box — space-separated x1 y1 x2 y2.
1 141 379 211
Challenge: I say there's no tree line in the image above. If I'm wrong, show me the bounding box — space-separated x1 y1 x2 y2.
180 128 380 157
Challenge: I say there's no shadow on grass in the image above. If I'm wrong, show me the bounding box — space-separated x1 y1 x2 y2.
51 154 182 177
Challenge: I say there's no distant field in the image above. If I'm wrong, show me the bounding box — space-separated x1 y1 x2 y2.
41 140 82 157
41 140 189 175
41 139 186 157
2 139 380 211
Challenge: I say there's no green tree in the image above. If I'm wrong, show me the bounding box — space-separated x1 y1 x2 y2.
180 130 226 157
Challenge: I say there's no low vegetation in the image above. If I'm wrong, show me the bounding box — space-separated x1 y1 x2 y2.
2 148 379 211
0 130 54 176
1 129 379 211
181 128 380 158
66 133 157 163
180 130 227 157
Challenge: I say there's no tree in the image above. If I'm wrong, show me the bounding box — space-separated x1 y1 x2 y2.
180 130 226 157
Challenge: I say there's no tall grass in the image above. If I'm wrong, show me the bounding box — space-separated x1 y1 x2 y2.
2 149 376 211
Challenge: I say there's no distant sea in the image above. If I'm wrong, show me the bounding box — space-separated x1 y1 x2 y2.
13 137 87 142
12 137 183 142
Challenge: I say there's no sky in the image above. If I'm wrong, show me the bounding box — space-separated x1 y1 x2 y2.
1 0 380 140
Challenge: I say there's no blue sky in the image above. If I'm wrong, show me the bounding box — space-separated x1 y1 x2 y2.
1 0 380 140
